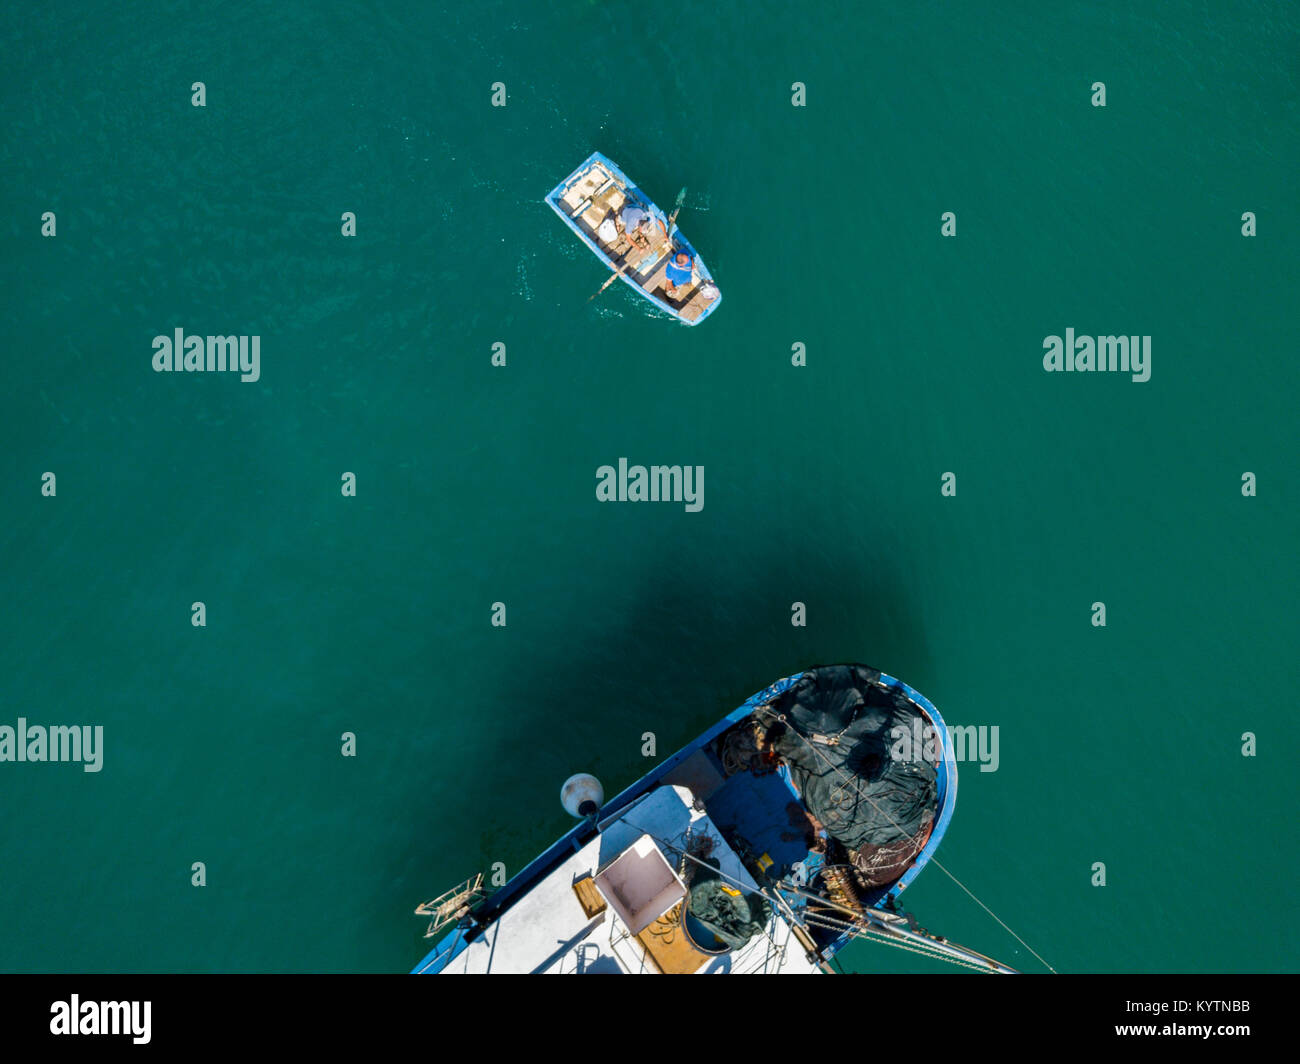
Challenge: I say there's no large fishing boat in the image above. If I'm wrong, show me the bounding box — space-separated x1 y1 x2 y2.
545 151 722 325
411 664 1016 974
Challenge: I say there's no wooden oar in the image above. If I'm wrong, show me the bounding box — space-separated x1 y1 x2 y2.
588 187 687 302
588 257 633 302
666 186 687 234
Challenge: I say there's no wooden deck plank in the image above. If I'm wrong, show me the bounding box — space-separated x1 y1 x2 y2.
679 293 708 321
634 903 710 975
572 875 607 919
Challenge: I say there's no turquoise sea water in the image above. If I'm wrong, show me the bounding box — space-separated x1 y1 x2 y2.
1 1 1296 973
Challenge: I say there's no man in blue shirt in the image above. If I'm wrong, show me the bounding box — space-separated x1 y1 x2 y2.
664 249 694 297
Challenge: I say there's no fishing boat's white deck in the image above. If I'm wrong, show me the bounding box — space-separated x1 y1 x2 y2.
439 784 818 974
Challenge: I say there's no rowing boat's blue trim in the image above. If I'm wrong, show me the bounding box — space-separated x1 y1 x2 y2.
544 151 721 326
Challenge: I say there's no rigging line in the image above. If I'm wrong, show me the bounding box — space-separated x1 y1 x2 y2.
769 712 1058 974
796 892 1014 974
795 903 999 971
782 884 1009 974
800 913 984 967
800 915 995 973
918 853 1056 973
800 915 993 972
794 902 953 956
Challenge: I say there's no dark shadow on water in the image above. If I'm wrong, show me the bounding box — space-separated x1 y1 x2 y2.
390 536 936 952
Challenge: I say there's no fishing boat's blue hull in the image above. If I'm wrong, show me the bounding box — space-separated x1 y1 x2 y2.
412 668 957 974
544 151 722 326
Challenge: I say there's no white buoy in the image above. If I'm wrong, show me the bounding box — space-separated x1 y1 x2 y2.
560 773 604 818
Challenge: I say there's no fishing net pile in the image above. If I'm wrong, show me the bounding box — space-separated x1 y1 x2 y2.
757 664 938 887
